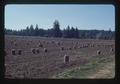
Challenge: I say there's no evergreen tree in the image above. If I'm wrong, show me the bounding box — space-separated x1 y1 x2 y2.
47 28 54 37
63 28 67 38
66 25 70 38
29 25 34 36
34 24 39 36
53 20 62 37
26 26 30 36
71 27 76 38
4 20 115 40
75 27 79 38
38 28 45 36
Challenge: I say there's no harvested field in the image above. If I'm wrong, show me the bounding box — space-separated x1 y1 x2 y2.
5 35 115 79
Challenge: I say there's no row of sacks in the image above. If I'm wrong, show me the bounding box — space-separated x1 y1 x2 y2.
97 48 114 55
7 47 114 56
49 48 114 64
31 48 47 54
11 49 22 55
9 48 48 55
10 47 70 55
76 44 114 48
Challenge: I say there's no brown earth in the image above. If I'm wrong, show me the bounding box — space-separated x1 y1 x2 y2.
4 35 115 79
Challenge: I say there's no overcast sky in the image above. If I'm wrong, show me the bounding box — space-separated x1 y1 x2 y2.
5 4 115 31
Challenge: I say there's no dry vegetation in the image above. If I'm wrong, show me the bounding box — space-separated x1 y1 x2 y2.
5 35 115 79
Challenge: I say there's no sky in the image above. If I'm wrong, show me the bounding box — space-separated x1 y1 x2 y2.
5 4 115 31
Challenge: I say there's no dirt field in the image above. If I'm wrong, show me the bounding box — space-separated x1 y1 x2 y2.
4 35 115 79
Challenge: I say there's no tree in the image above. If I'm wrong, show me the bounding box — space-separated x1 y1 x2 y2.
26 26 30 36
34 24 39 36
53 20 62 37
66 25 71 38
63 28 67 38
4 20 115 40
29 25 34 36
75 27 79 38
47 28 54 37
70 27 75 38
96 32 102 39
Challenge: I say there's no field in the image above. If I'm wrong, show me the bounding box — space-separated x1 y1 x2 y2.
5 35 115 79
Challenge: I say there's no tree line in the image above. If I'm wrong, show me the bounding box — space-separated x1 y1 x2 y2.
5 20 115 40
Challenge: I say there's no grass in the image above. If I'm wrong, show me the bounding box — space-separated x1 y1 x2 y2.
51 54 115 79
